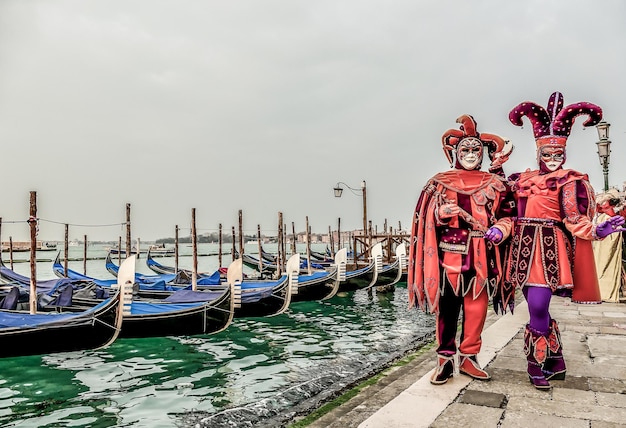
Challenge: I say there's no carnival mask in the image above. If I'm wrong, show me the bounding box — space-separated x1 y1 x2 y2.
538 147 565 172
456 137 483 170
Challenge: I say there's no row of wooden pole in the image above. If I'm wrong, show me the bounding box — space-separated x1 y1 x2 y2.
7 192 406 314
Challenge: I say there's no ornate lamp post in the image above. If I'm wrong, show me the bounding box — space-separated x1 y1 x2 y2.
333 180 368 261
595 121 611 192
333 180 367 235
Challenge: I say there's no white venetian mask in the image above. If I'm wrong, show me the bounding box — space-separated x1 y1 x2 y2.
456 138 483 170
538 147 565 172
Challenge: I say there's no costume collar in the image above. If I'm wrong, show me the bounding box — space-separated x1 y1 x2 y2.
432 170 503 194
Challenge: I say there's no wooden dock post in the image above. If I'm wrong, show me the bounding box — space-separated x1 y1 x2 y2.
191 208 198 291
305 216 312 275
64 224 69 277
28 191 37 314
338 218 341 252
231 226 236 261
175 225 179 274
238 210 244 258
9 236 13 269
125 203 131 258
218 223 223 269
257 224 263 274
83 234 88 275
282 222 287 270
291 222 296 255
277 212 283 273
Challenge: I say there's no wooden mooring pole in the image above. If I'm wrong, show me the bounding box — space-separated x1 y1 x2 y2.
125 203 131 258
238 210 244 258
218 223 223 269
191 209 198 291
9 236 13 269
28 191 37 314
64 224 69 276
277 212 283 273
291 222 296 255
84 234 88 275
305 216 312 275
257 224 263 274
231 226 236 261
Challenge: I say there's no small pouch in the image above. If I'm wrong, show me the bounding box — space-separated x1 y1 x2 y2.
438 227 470 254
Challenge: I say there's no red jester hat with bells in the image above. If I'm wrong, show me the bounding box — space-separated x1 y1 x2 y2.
441 114 507 169
408 115 511 312
508 91 604 303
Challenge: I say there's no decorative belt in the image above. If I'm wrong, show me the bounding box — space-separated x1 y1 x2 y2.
517 217 563 228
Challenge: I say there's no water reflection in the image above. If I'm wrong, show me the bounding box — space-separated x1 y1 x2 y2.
0 266 434 427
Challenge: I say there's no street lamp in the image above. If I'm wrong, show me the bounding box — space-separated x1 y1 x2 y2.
595 121 611 192
333 180 371 264
333 180 368 241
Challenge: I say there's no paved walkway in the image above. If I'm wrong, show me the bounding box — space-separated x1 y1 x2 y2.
306 295 626 427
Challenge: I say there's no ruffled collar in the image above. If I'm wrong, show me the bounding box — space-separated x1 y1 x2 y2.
515 168 588 195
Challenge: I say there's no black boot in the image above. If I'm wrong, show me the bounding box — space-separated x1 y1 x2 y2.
524 324 551 390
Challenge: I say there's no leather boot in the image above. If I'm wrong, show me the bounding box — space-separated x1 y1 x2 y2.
430 354 455 385
459 354 490 380
524 324 551 390
542 318 566 380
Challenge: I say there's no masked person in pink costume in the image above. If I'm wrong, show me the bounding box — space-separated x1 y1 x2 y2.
500 91 626 390
408 115 515 385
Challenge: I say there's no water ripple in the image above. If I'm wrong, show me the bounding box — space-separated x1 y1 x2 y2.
0 285 434 427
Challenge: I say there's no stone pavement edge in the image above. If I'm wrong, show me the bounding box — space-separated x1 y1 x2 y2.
303 296 626 427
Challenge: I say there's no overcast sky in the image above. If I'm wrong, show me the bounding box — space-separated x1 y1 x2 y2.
0 0 624 242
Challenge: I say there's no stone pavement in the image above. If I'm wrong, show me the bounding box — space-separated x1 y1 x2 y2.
306 295 626 427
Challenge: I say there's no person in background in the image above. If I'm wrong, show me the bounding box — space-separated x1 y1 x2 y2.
408 114 515 385
503 91 626 390
593 188 626 303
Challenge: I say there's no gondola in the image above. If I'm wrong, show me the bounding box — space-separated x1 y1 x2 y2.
53 253 189 300
340 257 376 291
0 258 131 358
106 251 222 286
114 258 241 338
235 249 346 301
112 252 302 317
232 253 299 317
0 293 123 358
107 251 300 318
2 256 239 338
240 251 331 276
145 249 224 279
111 251 299 317
365 243 407 293
290 248 347 301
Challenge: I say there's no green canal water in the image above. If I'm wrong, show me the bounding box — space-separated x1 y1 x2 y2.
0 244 435 427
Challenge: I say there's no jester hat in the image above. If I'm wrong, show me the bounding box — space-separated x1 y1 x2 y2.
441 114 507 166
508 91 603 149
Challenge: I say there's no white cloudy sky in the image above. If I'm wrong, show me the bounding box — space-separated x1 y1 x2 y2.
0 0 624 242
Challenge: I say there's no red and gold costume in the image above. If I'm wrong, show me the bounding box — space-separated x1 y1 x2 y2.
506 168 601 304
408 115 514 384
505 91 621 390
410 170 514 312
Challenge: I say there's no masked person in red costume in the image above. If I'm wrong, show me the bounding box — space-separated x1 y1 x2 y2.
593 189 626 303
504 91 626 390
408 115 515 385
